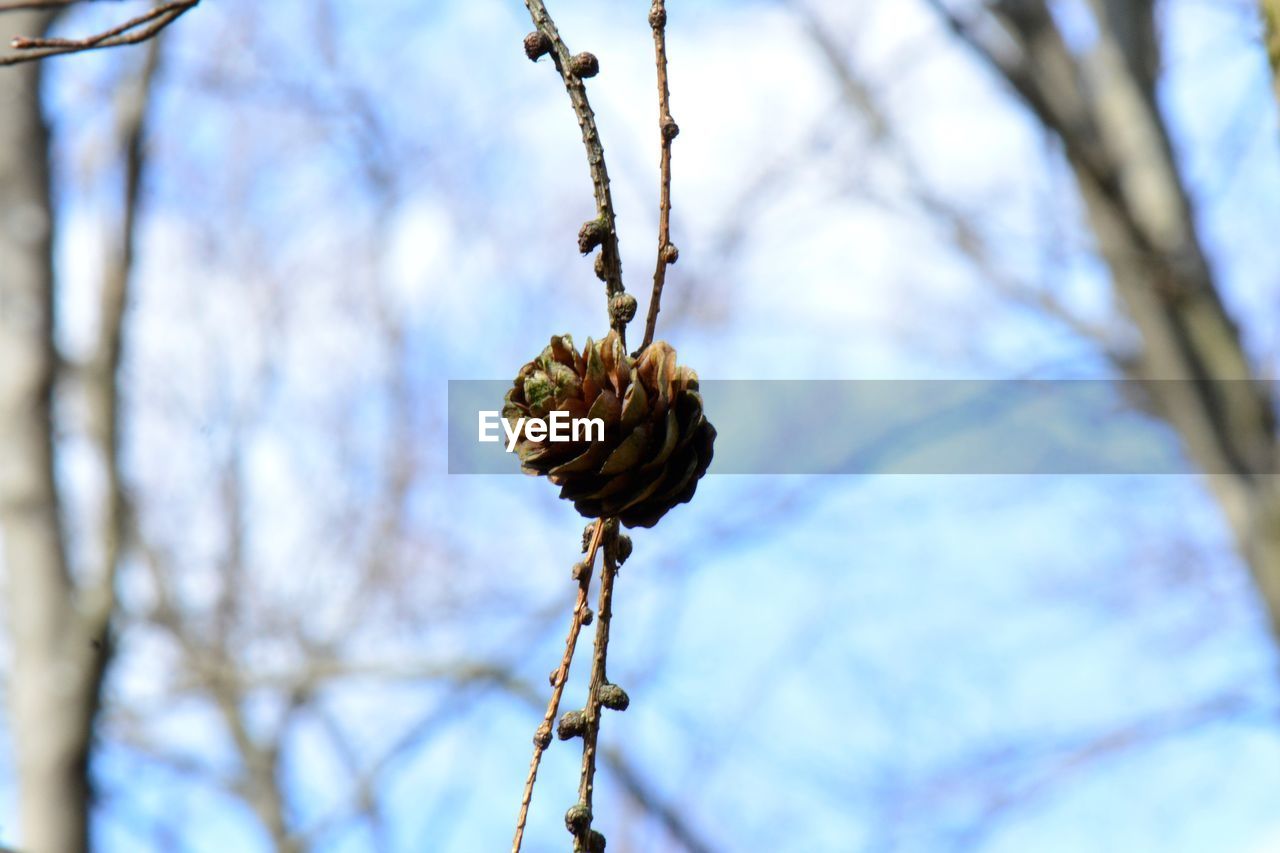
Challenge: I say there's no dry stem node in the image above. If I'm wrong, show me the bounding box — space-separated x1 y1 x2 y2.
569 51 599 78
523 30 552 61
578 219 608 254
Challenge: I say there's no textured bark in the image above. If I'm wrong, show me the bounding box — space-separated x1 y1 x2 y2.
932 0 1280 640
0 12 101 853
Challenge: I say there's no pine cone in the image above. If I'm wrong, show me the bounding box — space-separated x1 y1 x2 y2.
503 331 715 528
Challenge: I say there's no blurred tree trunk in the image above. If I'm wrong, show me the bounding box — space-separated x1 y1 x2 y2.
0 11 100 853
1263 0 1280 111
0 11 160 851
929 0 1280 638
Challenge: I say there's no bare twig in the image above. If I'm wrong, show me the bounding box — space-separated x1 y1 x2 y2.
1 0 196 66
641 0 676 351
514 5 678 847
81 34 159 647
797 9 1124 358
521 0 630 343
0 0 124 9
513 518 606 853
572 521 621 852
937 690 1272 848
601 746 713 853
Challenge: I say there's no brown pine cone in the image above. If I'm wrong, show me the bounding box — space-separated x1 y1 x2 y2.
502 331 715 528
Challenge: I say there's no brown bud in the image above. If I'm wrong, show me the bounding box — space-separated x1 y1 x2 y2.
578 219 608 254
570 52 599 78
582 523 595 552
661 243 679 265
565 803 592 834
588 829 607 852
523 31 552 61
648 5 667 29
581 607 594 626
557 709 587 739
615 533 633 566
599 683 630 711
572 561 590 582
661 119 680 142
533 727 552 749
610 293 638 325
593 251 607 281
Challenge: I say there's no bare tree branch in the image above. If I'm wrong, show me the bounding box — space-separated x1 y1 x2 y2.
922 690 1274 848
81 32 160 670
601 746 714 853
798 5 1128 359
0 0 125 9
513 518 606 853
521 0 632 343
922 0 1280 640
641 0 678 351
571 522 623 853
0 0 196 66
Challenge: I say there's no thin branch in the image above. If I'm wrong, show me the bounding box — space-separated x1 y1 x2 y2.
512 518 606 853
521 0 629 343
641 0 676 351
573 521 621 852
12 1 172 48
939 690 1273 848
601 746 714 853
0 0 124 9
0 0 196 66
81 35 159 644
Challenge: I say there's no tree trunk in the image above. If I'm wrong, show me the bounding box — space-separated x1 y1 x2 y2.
0 13 101 853
928 0 1280 641
1262 0 1280 115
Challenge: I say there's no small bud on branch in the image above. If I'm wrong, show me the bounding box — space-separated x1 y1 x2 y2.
569 51 600 78
524 30 552 61
578 219 608 254
599 684 630 711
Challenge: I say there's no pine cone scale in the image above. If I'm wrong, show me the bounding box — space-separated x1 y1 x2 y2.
504 331 715 528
